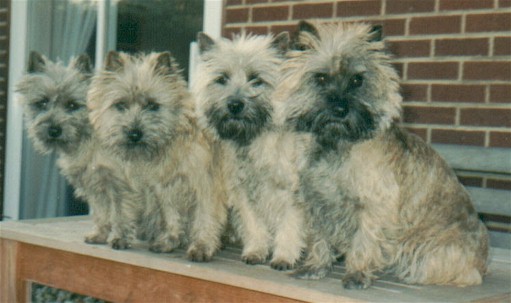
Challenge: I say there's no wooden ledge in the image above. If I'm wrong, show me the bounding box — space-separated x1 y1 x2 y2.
1 216 510 302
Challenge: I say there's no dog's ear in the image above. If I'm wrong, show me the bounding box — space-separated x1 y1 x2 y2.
105 51 124 72
73 54 93 75
197 32 216 54
369 24 383 42
28 51 46 73
298 20 320 39
271 32 290 55
292 20 320 51
154 51 177 75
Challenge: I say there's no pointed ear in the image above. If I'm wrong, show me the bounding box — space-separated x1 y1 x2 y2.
298 20 320 39
28 51 46 73
105 51 124 71
369 24 383 42
73 54 93 75
154 51 177 75
271 32 289 55
197 32 216 54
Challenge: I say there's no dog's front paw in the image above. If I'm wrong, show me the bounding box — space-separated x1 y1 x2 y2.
241 253 267 265
270 259 295 271
109 237 131 250
342 271 372 289
84 231 109 244
291 264 330 280
149 235 180 253
187 242 215 262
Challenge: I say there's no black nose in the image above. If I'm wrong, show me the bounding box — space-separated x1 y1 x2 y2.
127 129 143 143
227 99 245 115
48 125 62 138
326 93 349 117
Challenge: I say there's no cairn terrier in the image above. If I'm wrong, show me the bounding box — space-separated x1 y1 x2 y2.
193 32 306 270
88 51 226 261
278 21 489 288
17 51 127 244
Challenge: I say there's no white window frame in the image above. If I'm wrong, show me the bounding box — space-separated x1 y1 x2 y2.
3 0 222 220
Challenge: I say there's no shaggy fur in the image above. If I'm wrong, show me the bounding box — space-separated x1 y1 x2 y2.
193 32 306 270
88 51 226 261
277 21 489 288
17 51 127 244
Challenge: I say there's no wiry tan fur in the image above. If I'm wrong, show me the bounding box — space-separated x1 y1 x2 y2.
193 33 306 270
88 51 226 261
17 52 127 244
277 21 489 288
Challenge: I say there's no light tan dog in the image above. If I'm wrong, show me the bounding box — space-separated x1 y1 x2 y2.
17 51 128 245
193 32 306 270
88 51 226 261
278 21 489 288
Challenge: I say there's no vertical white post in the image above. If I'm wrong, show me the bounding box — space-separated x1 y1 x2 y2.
95 0 108 69
4 0 29 220
189 0 223 86
203 0 223 38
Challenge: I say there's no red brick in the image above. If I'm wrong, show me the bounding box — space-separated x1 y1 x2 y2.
270 24 296 35
460 108 511 127
225 0 242 5
407 62 459 80
500 0 511 7
337 0 381 17
246 0 268 4
404 127 428 141
293 3 333 19
466 13 511 32
439 0 494 10
435 38 489 56
245 26 269 35
252 6 289 22
380 19 406 36
225 8 249 24
464 61 511 81
386 0 435 14
403 106 456 124
409 16 461 35
387 40 431 58
458 176 483 188
489 131 511 147
490 85 511 103
494 37 511 56
401 84 428 102
486 179 511 190
223 27 242 38
431 84 485 103
392 62 404 78
431 129 485 146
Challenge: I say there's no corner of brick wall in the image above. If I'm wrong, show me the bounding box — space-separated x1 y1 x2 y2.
222 0 511 190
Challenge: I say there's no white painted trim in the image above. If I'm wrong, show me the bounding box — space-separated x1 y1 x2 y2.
4 0 29 220
203 0 223 38
189 0 223 85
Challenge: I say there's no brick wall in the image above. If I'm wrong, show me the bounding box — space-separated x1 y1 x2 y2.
222 0 511 190
0 0 9 219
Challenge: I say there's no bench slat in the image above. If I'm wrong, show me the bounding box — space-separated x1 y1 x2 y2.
467 187 511 216
433 144 511 175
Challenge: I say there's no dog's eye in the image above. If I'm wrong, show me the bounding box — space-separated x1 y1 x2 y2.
214 74 229 85
65 100 82 112
34 98 49 111
248 73 265 87
314 73 329 87
114 101 128 112
349 74 364 90
144 101 160 112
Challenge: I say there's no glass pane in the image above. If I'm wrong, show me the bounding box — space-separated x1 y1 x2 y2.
116 0 204 79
